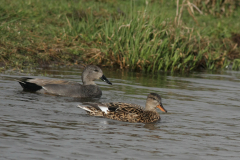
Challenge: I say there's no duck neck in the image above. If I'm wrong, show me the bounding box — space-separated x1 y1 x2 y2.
145 103 156 112
82 80 96 85
82 75 95 85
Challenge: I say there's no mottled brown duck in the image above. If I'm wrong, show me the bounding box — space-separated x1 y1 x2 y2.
78 93 167 123
17 65 112 98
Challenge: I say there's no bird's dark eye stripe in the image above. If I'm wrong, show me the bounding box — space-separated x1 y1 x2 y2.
94 70 99 72
152 98 156 100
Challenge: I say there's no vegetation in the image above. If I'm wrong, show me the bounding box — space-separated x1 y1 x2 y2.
0 0 240 72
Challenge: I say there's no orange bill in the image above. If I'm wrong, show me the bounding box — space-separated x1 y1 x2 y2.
157 104 167 113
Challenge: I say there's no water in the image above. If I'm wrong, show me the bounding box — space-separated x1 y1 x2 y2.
0 67 240 160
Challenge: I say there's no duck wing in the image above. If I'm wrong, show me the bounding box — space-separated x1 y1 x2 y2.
103 102 143 113
18 77 78 91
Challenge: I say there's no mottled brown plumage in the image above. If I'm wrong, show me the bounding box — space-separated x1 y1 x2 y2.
17 65 112 98
78 93 167 123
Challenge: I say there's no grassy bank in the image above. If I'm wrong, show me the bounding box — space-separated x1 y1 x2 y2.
0 0 240 72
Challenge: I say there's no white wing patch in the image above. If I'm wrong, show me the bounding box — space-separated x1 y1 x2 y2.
98 105 109 114
42 86 47 90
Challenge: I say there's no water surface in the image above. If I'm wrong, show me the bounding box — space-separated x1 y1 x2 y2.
0 67 240 160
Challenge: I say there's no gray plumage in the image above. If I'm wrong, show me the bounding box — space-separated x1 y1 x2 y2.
17 65 112 98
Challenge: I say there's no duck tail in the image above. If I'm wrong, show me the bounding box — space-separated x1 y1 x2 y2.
77 104 105 116
16 77 42 91
77 105 93 113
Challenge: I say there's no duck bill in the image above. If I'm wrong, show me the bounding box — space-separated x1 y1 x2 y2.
157 103 167 113
100 75 112 85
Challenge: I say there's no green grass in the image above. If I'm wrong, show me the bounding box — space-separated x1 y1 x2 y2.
0 0 240 72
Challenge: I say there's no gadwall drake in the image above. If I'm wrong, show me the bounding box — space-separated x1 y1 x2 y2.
78 93 167 123
17 65 112 98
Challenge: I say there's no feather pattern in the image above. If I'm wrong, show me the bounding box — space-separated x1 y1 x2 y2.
16 65 112 98
78 93 167 123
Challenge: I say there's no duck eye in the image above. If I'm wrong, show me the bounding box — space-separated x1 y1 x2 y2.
94 70 99 72
152 98 156 100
